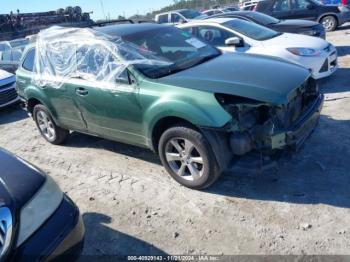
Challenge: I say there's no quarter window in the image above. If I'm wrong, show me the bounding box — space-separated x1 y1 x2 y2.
22 48 35 72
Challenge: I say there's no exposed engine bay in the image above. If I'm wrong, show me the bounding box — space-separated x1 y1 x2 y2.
215 78 321 156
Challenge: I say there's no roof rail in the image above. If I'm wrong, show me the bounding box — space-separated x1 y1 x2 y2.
90 19 155 28
90 19 134 27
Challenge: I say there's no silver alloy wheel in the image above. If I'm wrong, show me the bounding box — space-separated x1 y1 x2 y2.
37 110 56 141
322 17 335 31
165 138 204 181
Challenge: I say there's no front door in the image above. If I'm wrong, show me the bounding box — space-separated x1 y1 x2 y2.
70 45 145 145
290 0 319 20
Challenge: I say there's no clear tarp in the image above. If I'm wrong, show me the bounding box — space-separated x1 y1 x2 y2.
33 26 171 89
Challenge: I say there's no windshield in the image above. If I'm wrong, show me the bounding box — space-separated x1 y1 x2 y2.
120 26 221 79
179 9 204 19
224 19 280 41
244 12 280 25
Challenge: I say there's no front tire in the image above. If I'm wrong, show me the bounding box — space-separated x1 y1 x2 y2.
321 15 337 32
33 104 69 145
158 125 221 189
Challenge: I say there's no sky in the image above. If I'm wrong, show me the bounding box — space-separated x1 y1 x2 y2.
1 0 174 20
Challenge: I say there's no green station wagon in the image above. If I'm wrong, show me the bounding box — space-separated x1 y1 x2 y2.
16 24 323 189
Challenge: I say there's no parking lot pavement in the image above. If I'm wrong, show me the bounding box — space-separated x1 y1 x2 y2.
0 24 350 256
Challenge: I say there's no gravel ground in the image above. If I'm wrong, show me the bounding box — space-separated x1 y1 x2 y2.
0 24 350 257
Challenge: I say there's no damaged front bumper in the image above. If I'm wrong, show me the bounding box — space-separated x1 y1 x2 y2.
270 93 324 151
201 94 324 173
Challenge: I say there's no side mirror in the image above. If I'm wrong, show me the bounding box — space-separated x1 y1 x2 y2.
225 37 244 47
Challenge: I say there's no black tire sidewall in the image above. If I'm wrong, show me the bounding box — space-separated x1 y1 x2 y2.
158 126 219 189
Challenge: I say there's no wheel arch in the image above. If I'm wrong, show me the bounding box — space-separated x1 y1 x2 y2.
317 13 339 25
150 116 199 153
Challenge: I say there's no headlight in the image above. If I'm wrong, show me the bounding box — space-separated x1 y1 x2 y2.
287 48 321 57
16 176 63 247
301 30 317 36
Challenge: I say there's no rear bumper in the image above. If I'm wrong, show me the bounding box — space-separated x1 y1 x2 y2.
11 195 85 262
337 11 350 25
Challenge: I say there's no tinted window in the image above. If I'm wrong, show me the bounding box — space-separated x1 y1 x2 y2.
244 12 280 25
190 26 235 46
224 19 280 40
291 0 312 9
273 0 291 11
158 14 168 23
22 48 35 72
179 9 202 19
171 13 181 23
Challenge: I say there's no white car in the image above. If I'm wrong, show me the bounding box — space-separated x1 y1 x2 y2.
178 18 338 79
0 69 18 108
155 9 207 25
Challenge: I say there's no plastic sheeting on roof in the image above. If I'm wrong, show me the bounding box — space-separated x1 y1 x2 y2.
33 26 171 89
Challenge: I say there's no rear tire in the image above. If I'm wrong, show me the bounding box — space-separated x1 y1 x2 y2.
158 125 221 189
33 104 69 145
320 15 337 32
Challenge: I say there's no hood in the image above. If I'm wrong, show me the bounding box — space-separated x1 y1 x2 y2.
0 69 15 86
262 33 329 50
0 148 46 209
273 19 320 29
158 53 310 105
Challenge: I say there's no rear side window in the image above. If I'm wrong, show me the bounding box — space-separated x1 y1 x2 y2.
158 14 169 23
22 48 35 72
273 0 291 11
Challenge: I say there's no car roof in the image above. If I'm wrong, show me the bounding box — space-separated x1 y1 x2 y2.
94 23 169 37
157 9 189 15
185 17 236 25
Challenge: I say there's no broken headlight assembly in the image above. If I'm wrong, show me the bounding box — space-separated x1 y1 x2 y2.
215 94 274 155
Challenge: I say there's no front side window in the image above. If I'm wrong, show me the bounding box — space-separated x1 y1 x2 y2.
120 26 221 79
291 0 311 9
76 45 123 83
223 19 280 41
22 48 35 72
171 13 182 23
273 0 291 11
191 26 235 46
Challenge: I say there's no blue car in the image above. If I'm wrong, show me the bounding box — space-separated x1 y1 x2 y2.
0 148 84 261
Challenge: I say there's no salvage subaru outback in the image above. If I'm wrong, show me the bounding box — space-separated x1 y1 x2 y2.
16 24 323 189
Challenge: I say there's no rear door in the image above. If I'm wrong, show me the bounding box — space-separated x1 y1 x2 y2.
17 47 86 131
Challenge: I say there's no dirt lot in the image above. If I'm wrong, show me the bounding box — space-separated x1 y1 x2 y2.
1 24 350 257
